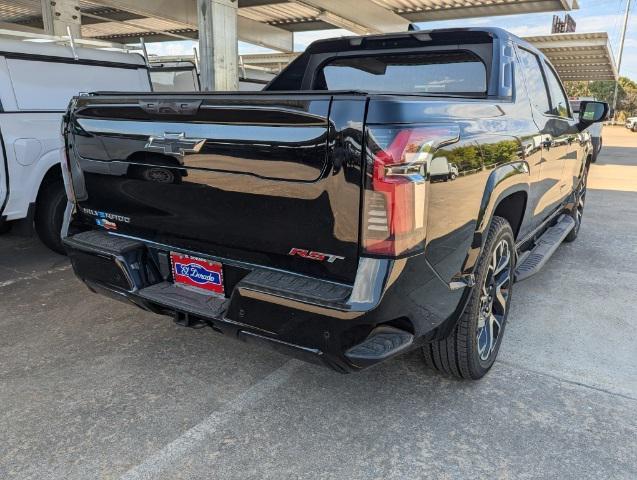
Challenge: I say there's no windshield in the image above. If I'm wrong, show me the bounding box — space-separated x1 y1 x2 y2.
314 51 487 95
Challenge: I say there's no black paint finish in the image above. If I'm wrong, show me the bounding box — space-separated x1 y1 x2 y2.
63 28 596 372
68 95 365 283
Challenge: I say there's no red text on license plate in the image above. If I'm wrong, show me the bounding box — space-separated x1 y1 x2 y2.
170 252 224 295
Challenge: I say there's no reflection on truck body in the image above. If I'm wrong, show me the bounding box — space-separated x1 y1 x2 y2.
429 156 459 182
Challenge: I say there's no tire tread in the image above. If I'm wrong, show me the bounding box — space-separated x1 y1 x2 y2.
422 216 513 380
34 181 67 255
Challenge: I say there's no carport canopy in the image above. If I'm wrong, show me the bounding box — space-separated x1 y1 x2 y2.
3 0 580 49
524 32 618 81
1 0 581 89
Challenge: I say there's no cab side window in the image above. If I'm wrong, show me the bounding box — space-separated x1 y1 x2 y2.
517 48 551 115
544 65 571 118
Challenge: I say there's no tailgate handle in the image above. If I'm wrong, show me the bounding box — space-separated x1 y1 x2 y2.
139 99 202 116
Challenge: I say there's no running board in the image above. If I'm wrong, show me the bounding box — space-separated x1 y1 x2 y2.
514 214 575 282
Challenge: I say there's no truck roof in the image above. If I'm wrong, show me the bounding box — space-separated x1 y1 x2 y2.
0 37 147 67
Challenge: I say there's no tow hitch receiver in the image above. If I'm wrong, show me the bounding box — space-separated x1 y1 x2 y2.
173 312 208 329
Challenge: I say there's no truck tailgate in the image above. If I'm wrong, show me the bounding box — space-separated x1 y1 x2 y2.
66 94 365 283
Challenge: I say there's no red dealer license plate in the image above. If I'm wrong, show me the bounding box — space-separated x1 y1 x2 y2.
170 252 224 296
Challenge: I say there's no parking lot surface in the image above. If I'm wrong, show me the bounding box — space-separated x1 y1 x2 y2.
1 127 636 479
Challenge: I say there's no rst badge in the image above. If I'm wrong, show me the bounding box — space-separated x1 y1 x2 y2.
170 252 224 295
288 248 345 263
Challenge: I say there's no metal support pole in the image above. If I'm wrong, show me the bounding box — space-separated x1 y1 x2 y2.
197 0 239 91
67 25 78 60
612 0 632 121
41 0 81 37
139 37 149 66
193 47 201 75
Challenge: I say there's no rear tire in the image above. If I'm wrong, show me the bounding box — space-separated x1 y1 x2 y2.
423 216 515 380
34 181 67 255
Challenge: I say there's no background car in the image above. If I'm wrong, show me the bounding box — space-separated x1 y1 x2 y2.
0 36 151 252
570 98 604 160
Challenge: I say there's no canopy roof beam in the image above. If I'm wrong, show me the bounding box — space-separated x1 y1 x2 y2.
41 0 81 37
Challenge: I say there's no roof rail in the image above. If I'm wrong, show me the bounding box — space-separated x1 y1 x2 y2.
0 28 132 53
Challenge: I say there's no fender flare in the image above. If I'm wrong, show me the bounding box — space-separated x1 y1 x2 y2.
462 161 530 277
476 161 530 241
434 161 530 339
29 148 64 205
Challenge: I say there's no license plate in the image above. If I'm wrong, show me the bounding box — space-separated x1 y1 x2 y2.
170 252 224 296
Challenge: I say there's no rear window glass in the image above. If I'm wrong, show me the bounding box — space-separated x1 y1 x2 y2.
150 68 199 92
314 51 487 94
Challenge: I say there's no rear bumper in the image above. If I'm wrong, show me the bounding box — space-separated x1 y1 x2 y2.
63 229 462 372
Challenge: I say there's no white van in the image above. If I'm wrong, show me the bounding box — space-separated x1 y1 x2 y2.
0 34 151 253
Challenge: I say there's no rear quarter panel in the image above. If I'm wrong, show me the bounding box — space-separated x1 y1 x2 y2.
366 97 533 292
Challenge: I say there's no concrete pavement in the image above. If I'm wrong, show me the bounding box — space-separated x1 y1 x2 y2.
1 126 636 479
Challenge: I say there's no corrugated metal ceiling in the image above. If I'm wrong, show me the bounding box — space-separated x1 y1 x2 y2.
526 32 617 81
0 0 578 45
0 0 40 23
0 1 614 81
240 3 321 24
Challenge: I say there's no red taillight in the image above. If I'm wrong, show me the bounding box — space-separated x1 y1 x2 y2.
362 125 459 257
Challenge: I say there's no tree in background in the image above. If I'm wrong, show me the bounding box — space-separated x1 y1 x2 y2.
565 77 637 119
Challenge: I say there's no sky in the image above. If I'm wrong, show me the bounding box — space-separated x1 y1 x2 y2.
145 0 637 80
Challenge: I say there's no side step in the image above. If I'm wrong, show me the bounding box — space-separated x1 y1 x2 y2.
515 214 575 282
238 269 351 308
63 230 143 256
63 230 146 291
345 326 414 367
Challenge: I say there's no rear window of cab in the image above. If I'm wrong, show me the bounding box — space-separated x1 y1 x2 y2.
314 51 487 95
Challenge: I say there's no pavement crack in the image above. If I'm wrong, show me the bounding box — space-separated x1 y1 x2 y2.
0 264 72 289
497 359 637 402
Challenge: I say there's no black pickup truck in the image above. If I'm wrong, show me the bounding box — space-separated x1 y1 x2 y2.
61 28 608 379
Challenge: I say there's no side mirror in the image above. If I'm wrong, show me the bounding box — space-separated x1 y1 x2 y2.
577 101 609 131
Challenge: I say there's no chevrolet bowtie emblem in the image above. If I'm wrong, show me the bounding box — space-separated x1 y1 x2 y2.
145 132 206 157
